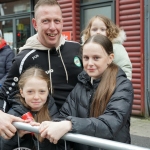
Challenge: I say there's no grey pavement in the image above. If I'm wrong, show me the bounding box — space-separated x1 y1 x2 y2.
130 116 150 149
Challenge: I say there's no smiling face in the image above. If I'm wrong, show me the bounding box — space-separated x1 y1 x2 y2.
90 18 107 37
32 5 63 48
83 42 114 79
20 77 49 111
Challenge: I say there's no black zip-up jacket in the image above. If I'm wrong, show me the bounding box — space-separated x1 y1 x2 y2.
58 68 134 150
1 92 66 150
0 37 82 111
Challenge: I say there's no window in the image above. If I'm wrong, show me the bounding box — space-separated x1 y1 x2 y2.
80 0 115 31
0 0 30 16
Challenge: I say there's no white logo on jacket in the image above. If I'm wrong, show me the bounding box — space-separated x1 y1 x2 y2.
45 69 54 74
32 54 39 60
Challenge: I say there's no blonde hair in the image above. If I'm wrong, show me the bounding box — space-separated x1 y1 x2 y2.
81 15 120 42
18 66 51 142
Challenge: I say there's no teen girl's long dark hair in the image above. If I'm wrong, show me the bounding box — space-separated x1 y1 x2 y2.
82 34 118 117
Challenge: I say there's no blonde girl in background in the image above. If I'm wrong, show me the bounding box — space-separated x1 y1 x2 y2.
81 15 132 80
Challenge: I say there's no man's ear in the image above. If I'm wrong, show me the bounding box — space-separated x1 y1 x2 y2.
20 89 24 98
32 18 38 32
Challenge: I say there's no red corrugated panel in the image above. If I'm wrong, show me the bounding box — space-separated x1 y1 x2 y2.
116 0 144 116
57 0 80 42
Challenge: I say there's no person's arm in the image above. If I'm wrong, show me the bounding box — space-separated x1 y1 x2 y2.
0 48 15 85
39 78 133 142
113 44 132 80
65 78 133 139
0 53 21 112
39 84 79 144
0 52 24 138
39 120 72 144
0 110 23 139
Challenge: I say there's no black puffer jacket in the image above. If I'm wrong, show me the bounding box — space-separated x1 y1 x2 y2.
59 68 134 150
0 45 15 86
1 92 65 150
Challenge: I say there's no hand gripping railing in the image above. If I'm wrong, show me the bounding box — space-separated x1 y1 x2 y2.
13 122 150 150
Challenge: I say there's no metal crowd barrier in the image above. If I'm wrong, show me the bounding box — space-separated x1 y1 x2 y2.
13 122 150 150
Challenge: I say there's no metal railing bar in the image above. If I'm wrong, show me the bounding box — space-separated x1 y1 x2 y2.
13 122 150 150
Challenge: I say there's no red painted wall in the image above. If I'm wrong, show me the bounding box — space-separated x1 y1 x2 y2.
58 0 80 42
116 0 145 116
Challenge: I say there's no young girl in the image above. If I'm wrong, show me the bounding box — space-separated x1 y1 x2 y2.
1 67 65 150
39 34 134 150
81 15 132 80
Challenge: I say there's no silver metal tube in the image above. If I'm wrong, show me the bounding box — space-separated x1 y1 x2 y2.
13 122 150 150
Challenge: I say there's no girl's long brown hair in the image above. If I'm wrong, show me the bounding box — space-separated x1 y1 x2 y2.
82 34 118 117
18 66 51 141
90 63 118 117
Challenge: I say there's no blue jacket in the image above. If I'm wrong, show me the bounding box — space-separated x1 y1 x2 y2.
0 45 15 86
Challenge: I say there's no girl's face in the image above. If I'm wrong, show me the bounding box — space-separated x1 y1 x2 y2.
90 18 107 37
20 77 49 111
83 43 114 79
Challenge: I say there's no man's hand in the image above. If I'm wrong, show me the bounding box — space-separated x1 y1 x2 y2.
39 121 72 144
0 110 23 139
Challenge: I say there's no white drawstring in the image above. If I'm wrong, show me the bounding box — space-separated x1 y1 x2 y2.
48 49 53 94
37 134 40 150
64 140 67 150
17 131 21 150
58 47 68 83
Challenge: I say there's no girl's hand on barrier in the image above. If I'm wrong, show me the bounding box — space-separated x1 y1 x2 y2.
39 121 72 144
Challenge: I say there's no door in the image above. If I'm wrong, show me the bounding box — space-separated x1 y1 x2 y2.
0 16 31 55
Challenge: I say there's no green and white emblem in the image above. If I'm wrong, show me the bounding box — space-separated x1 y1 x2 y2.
74 56 81 67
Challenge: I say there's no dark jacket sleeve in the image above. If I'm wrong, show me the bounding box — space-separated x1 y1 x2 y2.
59 79 133 139
0 55 21 111
0 49 15 85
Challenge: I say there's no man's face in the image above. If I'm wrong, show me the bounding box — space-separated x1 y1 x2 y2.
32 5 63 48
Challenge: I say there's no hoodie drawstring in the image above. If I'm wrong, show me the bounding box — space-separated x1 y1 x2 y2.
17 131 21 150
64 140 67 150
48 50 53 94
58 47 68 83
47 47 68 94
